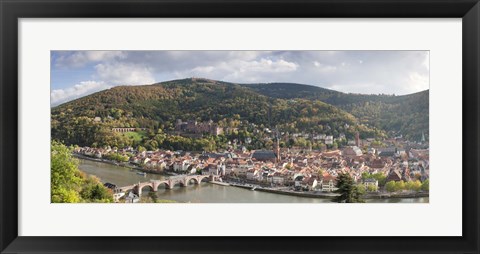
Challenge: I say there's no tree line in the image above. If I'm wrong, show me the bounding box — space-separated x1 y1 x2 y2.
51 141 113 203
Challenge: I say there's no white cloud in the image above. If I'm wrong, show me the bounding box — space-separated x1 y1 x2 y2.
51 57 157 106
225 58 299 74
51 62 156 106
51 81 109 106
86 51 126 62
94 62 155 86
226 51 264 61
313 61 337 72
55 51 126 68
175 58 298 82
407 72 429 93
248 58 298 72
422 52 430 70
191 66 216 74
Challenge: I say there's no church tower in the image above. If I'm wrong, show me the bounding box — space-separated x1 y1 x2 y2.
274 127 281 162
355 131 360 147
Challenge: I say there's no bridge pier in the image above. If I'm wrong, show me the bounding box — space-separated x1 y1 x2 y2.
133 185 141 197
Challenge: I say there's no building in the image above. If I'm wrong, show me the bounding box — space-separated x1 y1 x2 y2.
175 119 224 136
363 178 379 189
305 176 318 190
112 127 146 133
386 169 402 182
272 174 285 185
378 147 397 157
251 150 278 163
320 176 337 192
202 164 218 175
246 169 260 181
370 158 386 169
325 136 334 145
273 136 281 162
343 146 363 158
173 160 191 172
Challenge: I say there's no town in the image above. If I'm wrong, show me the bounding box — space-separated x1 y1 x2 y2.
74 127 429 201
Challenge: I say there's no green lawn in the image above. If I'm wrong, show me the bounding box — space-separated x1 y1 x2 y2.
123 131 147 142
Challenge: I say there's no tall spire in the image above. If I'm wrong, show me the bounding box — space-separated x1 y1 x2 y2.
355 131 360 147
274 126 281 162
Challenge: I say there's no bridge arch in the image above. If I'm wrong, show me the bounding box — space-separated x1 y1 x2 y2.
198 175 210 184
169 179 186 188
139 184 154 191
154 181 170 190
186 177 199 185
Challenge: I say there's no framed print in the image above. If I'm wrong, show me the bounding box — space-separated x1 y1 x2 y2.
1 0 479 253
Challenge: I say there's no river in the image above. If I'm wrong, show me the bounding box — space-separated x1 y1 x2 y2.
78 159 429 203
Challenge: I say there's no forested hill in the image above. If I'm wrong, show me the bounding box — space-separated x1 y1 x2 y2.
240 82 429 141
51 78 428 148
52 78 380 148
53 78 359 130
239 82 341 101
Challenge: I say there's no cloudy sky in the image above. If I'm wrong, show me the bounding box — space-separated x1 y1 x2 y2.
51 50 429 106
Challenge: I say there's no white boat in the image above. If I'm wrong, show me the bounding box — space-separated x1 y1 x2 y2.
136 172 147 176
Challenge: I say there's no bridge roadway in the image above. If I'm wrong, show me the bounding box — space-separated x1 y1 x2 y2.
117 174 220 196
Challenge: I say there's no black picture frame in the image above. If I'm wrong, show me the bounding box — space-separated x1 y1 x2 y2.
1 0 479 253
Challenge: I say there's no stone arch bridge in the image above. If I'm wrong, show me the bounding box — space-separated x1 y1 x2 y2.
117 174 220 196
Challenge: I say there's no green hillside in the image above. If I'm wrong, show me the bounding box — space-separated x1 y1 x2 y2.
239 82 429 141
51 78 427 150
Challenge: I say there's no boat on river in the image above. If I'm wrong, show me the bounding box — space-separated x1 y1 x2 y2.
136 172 147 176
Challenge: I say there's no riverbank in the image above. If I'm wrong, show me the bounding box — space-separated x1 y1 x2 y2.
210 181 231 186
76 156 429 201
363 191 429 199
73 154 173 175
73 153 138 168
231 183 337 198
225 180 429 200
77 159 428 203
